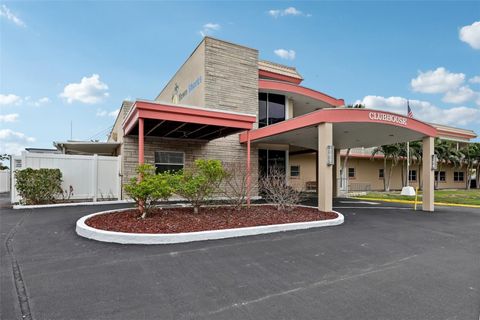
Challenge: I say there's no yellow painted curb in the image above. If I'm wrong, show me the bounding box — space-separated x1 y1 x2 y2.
353 197 480 209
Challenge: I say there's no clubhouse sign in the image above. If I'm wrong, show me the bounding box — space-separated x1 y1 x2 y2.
368 111 408 126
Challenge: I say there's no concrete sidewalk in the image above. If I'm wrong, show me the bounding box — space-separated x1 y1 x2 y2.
1 197 479 319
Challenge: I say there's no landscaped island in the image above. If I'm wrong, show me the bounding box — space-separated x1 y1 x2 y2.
85 205 338 234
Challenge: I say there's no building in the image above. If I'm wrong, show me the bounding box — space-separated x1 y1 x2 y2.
108 37 477 212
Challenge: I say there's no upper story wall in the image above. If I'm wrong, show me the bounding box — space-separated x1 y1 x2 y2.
155 41 206 107
108 100 133 144
204 37 258 116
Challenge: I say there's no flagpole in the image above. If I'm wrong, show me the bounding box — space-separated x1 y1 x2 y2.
406 141 410 187
406 100 410 187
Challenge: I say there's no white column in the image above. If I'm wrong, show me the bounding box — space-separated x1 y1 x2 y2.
422 137 434 211
318 123 333 212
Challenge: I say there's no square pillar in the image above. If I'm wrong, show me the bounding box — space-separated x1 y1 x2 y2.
138 118 144 165
333 149 341 197
422 136 434 211
318 123 333 212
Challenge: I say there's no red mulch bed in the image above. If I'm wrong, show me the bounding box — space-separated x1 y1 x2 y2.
85 205 338 234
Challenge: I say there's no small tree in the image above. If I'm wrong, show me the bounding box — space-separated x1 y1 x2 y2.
173 159 226 214
124 164 174 219
259 167 303 211
221 162 257 210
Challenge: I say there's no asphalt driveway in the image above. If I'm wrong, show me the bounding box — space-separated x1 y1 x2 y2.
1 195 479 320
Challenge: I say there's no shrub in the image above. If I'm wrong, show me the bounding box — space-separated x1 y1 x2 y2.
259 167 303 211
124 164 174 219
15 168 63 205
173 159 226 214
221 162 257 210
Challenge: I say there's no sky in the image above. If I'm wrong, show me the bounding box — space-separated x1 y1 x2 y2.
1 1 479 156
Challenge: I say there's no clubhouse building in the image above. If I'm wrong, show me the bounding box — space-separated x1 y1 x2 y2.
108 37 477 212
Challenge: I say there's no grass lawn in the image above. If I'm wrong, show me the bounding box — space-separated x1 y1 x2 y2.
356 189 480 206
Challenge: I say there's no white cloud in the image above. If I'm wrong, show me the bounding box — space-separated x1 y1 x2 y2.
96 108 119 117
108 109 119 117
411 67 465 94
32 97 50 106
96 109 107 117
268 7 308 18
355 95 480 126
274 49 296 60
0 129 35 155
0 94 22 106
199 23 220 37
442 86 478 104
459 21 480 49
0 113 19 122
469 76 480 84
0 4 25 27
60 74 109 104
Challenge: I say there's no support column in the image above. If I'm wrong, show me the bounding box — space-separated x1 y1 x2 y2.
138 118 144 165
318 123 333 212
422 136 434 212
333 149 341 198
246 131 251 207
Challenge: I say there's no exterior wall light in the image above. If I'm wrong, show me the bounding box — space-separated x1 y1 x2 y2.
327 145 334 166
431 154 438 171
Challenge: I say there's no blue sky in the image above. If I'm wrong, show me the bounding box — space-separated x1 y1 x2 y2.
1 1 479 155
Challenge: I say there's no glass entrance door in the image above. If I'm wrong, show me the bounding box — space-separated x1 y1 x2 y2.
258 149 286 177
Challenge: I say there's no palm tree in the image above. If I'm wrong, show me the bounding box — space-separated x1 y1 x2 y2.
460 143 480 189
371 144 402 191
434 139 463 189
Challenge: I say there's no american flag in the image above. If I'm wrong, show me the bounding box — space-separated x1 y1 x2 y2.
407 100 413 118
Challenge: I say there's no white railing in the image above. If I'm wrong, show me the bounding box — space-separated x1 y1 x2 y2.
11 152 122 204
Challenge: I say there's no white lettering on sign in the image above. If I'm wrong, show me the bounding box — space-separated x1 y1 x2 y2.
368 112 408 126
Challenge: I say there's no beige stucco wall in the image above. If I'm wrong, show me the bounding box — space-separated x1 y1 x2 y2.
289 153 469 191
155 41 205 107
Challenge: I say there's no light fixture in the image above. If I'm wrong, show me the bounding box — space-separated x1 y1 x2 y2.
327 145 334 166
431 154 438 171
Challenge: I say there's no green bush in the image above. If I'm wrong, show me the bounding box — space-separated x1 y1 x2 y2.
124 164 174 219
173 159 226 214
15 168 63 205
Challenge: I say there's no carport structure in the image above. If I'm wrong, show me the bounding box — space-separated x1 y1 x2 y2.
240 108 438 212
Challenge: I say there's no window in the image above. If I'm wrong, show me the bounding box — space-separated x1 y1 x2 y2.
454 171 464 182
290 165 300 177
154 151 184 173
258 149 286 177
258 93 285 128
348 167 355 178
434 171 446 182
408 170 417 182
378 169 384 179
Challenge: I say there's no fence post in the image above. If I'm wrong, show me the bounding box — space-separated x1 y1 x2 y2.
92 154 98 202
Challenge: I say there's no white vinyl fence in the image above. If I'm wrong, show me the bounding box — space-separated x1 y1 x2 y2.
11 152 122 204
0 170 10 193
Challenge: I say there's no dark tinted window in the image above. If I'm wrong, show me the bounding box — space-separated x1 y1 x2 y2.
348 168 355 178
267 93 285 125
258 93 285 127
258 93 268 128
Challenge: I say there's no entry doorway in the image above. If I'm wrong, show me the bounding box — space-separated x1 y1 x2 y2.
258 149 287 177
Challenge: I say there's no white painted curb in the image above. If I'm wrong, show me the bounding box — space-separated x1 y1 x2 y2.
76 207 344 245
13 200 134 210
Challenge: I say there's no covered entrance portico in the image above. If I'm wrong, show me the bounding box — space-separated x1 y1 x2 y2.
240 108 438 212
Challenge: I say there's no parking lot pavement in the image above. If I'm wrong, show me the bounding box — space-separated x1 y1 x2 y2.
1 198 479 320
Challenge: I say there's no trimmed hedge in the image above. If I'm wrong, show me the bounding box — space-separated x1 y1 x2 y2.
15 168 63 204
